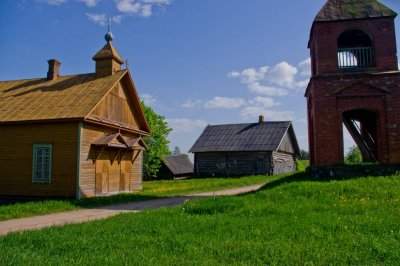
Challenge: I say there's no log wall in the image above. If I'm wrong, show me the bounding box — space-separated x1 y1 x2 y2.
271 151 296 174
194 151 296 177
194 152 273 177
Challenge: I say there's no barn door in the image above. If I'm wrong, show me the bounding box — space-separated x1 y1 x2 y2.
120 152 131 192
108 155 121 193
95 149 133 195
95 151 110 195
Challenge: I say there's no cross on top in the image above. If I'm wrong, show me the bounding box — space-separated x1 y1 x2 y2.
107 17 112 33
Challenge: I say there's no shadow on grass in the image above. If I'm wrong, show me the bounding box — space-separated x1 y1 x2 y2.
0 194 164 209
241 168 394 196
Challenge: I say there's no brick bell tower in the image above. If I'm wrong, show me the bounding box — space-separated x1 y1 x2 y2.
306 0 400 166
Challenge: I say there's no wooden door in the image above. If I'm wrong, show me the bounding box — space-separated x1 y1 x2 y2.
95 152 110 196
109 159 120 193
120 158 131 192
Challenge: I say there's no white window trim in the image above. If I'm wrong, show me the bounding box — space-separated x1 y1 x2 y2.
32 144 52 184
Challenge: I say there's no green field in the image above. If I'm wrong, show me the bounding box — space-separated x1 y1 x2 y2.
0 174 276 221
1 172 399 265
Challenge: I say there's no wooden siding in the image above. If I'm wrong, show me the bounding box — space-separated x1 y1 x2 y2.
89 82 142 129
194 152 273 177
278 132 296 154
0 123 78 198
79 123 143 198
194 151 296 177
272 151 296 174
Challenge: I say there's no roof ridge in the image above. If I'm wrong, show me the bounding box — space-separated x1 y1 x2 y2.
207 121 291 127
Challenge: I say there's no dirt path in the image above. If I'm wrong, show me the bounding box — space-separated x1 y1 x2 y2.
0 184 263 236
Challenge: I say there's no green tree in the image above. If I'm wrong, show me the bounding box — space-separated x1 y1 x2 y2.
299 149 309 160
345 145 362 164
141 102 172 178
172 146 181 156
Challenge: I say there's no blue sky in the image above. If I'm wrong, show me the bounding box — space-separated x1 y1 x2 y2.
0 0 399 156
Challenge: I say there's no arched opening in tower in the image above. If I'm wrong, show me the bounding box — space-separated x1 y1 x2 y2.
342 109 378 164
337 30 374 69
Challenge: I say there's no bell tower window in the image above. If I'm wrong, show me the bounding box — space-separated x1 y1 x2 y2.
337 30 374 70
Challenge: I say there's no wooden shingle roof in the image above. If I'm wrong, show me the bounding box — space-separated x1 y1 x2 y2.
164 155 194 176
0 70 126 123
189 121 300 155
315 0 397 22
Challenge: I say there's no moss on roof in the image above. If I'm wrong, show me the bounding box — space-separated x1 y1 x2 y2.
315 0 397 22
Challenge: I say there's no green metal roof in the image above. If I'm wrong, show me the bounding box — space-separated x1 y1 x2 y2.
315 0 397 22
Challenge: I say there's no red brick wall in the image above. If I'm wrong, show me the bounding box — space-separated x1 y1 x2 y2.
306 15 400 167
307 73 400 166
309 17 398 75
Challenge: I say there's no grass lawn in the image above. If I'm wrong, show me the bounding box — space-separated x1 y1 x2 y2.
0 172 399 265
0 174 277 221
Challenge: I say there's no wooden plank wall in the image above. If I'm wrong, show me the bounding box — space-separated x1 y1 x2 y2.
194 152 273 177
277 132 295 154
0 122 77 198
272 151 296 174
130 150 143 190
90 83 141 129
79 123 143 198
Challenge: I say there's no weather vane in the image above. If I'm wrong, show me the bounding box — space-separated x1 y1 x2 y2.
105 17 115 43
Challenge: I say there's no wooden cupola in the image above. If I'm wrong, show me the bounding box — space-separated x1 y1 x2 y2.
92 20 124 77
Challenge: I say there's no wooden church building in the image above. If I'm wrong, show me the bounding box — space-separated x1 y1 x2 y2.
0 29 150 199
189 117 301 177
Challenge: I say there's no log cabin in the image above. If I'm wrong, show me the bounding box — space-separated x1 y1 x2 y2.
189 116 301 177
0 29 150 199
156 155 194 180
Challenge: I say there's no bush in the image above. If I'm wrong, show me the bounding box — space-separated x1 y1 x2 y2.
345 145 362 164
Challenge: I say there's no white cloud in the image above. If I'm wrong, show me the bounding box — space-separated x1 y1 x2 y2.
37 0 67 5
267 61 298 88
247 83 288 96
112 15 123 24
141 4 152 17
143 0 170 4
229 59 311 96
140 93 157 106
115 0 170 17
77 0 99 7
166 118 208 134
116 0 141 13
181 99 203 108
298 58 311 76
248 96 278 108
86 13 123 25
240 107 295 121
204 97 245 109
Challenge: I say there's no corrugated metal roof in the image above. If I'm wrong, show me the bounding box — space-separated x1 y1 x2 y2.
0 70 126 122
189 121 300 154
164 155 194 175
315 0 397 22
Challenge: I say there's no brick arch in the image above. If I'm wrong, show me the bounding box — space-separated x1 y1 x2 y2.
340 107 384 163
336 28 374 45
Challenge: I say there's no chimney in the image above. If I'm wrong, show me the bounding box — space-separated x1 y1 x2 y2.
47 59 61 80
259 115 265 123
